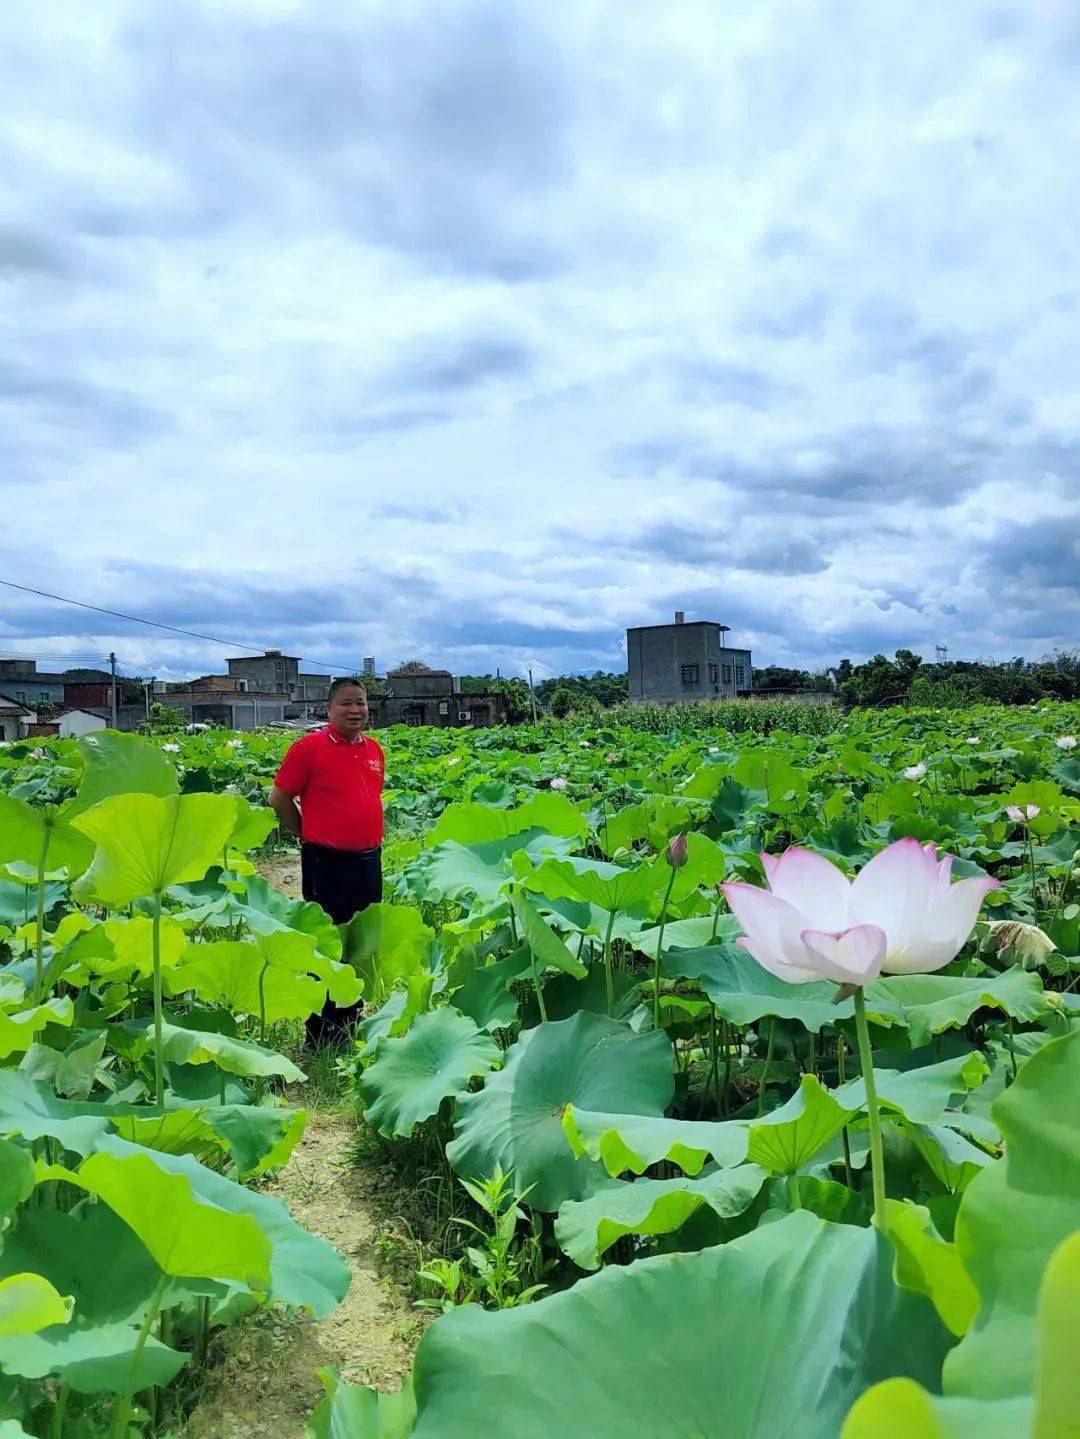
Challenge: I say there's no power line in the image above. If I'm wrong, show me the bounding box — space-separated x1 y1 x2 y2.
0 577 364 675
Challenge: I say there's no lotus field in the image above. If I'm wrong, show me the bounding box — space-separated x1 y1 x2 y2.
0 699 1079 1438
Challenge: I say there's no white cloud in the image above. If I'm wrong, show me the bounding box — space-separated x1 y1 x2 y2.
1 0 1077 679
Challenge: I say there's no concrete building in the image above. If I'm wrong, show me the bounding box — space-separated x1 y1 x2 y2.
0 660 64 708
0 695 37 742
226 651 332 722
368 666 508 728
627 612 752 704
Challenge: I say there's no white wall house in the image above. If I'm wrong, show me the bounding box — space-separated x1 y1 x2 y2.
0 695 37 742
56 709 108 738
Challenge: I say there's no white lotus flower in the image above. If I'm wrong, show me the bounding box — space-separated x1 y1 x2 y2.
550 777 567 790
226 738 243 748
966 737 980 745
605 752 618 763
31 748 44 760
721 839 1000 986
1005 803 1040 822
1056 735 1077 750
446 756 461 767
579 740 590 747
708 745 720 755
162 743 180 753
903 763 927 781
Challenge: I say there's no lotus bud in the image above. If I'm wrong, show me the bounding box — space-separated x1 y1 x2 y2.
667 833 688 868
1045 991 1065 1012
1005 803 1040 822
984 920 1056 965
1056 735 1077 750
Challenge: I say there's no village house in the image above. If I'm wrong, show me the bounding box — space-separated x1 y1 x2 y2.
626 612 753 704
371 665 508 728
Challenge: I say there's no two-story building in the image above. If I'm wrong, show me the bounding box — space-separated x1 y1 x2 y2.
369 666 508 728
627 612 752 704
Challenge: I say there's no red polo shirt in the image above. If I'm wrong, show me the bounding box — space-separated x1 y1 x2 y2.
273 726 385 851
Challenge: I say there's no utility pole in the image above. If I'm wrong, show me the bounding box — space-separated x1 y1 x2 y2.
527 668 538 723
109 652 118 729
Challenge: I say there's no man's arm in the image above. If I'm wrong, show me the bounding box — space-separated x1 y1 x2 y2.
268 784 302 838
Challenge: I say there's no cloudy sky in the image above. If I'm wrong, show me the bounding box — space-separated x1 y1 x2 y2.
2 0 1078 681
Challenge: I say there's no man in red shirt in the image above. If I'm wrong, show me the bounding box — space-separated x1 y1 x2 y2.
269 677 385 1039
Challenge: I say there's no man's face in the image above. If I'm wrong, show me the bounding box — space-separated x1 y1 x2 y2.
328 684 369 736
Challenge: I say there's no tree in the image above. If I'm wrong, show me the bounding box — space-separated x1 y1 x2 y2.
139 701 187 734
547 685 577 718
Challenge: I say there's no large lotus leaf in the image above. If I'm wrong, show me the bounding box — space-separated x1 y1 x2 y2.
112 1015 304 1082
510 889 587 979
20 1031 107 1101
72 793 237 905
876 968 1047 1049
414 832 578 906
883 1201 980 1338
838 1053 991 1129
308 1368 417 1439
563 1106 749 1177
0 1422 33 1437
228 875 343 960
398 1212 949 1439
746 1075 860 1175
597 795 700 857
0 1071 110 1156
0 997 73 1060
0 1202 159 1326
94 1136 349 1317
40 1149 271 1289
361 1008 500 1138
945 1027 1080 1402
906 1122 996 1194
110 1104 306 1176
66 731 178 819
165 930 356 1022
0 793 95 879
447 1013 674 1210
59 913 188 983
844 1230 1080 1439
0 1138 34 1219
0 1274 72 1336
0 1321 186 1396
663 943 857 1032
449 951 531 1032
426 793 587 848
340 904 437 1006
517 855 664 913
227 795 277 853
554 1164 766 1268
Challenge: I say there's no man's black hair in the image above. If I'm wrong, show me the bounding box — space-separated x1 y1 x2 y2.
328 676 367 700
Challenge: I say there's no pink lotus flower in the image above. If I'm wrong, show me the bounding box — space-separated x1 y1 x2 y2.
550 777 567 790
721 839 1000 987
666 833 688 868
1005 803 1040 822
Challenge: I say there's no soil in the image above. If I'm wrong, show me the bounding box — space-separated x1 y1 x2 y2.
256 851 303 900
182 1111 424 1439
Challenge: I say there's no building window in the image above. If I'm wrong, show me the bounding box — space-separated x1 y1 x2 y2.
722 663 732 684
735 665 745 687
438 700 449 716
680 664 699 685
404 711 422 727
236 679 248 692
15 691 26 701
708 663 719 684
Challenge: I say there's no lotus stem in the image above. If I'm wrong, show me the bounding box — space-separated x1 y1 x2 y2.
152 890 165 1111
33 826 49 1005
49 1381 69 1439
112 1272 168 1438
837 1036 854 1188
757 1019 776 1115
652 868 678 1029
853 988 887 1228
602 909 617 1017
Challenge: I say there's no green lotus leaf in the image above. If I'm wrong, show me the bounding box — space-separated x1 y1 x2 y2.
39 1148 271 1290
516 855 664 914
838 1053 991 1128
510 889 587 979
904 1121 996 1193
447 1013 674 1210
563 1106 749 1177
0 1421 34 1437
746 1075 859 1175
554 1164 766 1268
227 795 277 853
110 1103 306 1176
412 832 577 907
426 793 587 848
876 967 1047 1049
340 903 437 1007
0 1202 160 1326
0 1138 35 1219
0 793 94 879
72 793 238 905
308 1367 416 1439
94 1136 349 1317
227 875 343 961
112 1015 304 1082
20 1030 108 1100
58 913 188 983
882 1200 980 1338
945 1027 1080 1402
66 731 178 819
0 997 73 1060
662 943 858 1032
166 929 357 1022
0 1321 186 1396
0 1070 111 1155
392 1212 950 1438
449 951 531 1032
361 1008 500 1139
0 1273 72 1337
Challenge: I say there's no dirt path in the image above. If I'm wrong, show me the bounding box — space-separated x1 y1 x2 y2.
183 1111 422 1439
